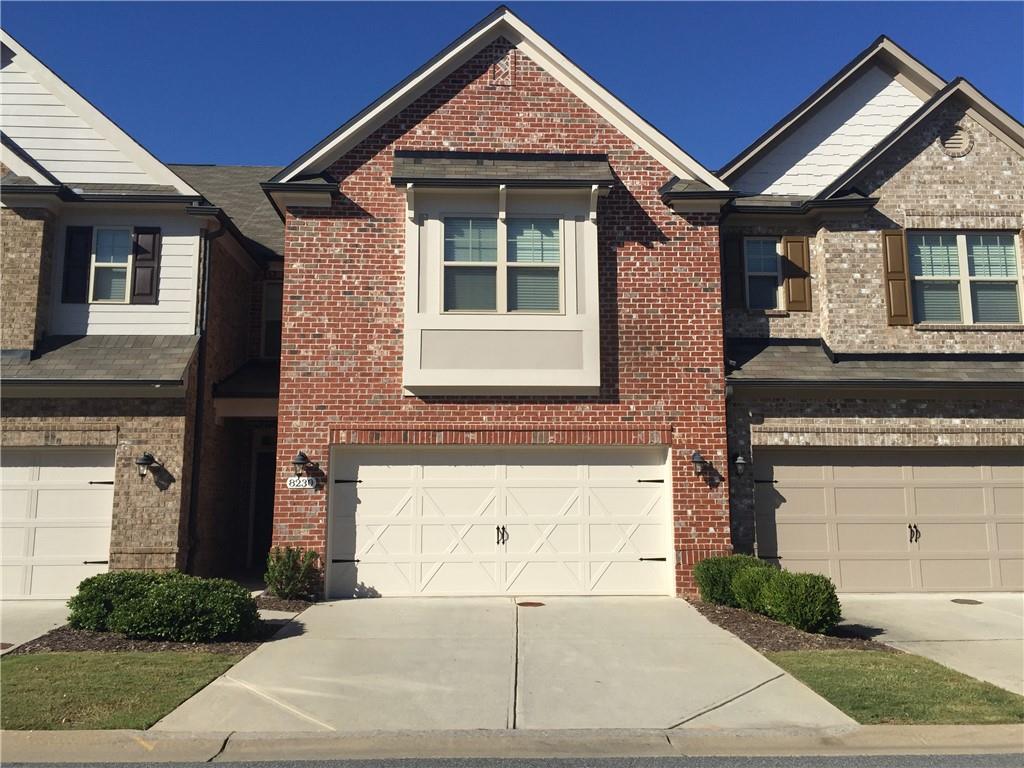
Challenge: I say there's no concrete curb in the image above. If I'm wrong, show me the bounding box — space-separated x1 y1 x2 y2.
2 724 1022 762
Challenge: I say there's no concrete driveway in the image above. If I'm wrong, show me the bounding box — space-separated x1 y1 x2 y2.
0 600 67 654
840 593 1024 695
155 597 853 733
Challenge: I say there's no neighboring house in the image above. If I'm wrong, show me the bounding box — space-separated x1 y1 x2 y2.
0 29 283 597
719 37 1024 592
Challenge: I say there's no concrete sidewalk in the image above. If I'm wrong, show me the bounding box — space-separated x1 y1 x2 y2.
2 725 1023 763
0 600 67 654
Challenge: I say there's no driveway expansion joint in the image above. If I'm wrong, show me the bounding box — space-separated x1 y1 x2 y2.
665 672 786 729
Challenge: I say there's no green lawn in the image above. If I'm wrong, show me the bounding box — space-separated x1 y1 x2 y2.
1 651 242 730
769 650 1024 725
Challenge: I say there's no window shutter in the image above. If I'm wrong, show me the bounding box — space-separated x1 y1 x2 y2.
722 234 745 309
882 230 913 326
781 236 812 312
61 226 92 303
131 227 161 305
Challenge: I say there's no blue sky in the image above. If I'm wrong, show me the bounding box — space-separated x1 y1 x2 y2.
4 2 1022 170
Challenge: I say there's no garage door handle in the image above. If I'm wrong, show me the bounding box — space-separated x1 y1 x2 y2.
908 524 913 542
88 481 114 485
83 560 108 565
912 524 921 543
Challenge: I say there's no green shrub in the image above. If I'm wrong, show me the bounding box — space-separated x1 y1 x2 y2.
67 571 169 631
731 565 777 614
693 554 773 607
761 570 842 634
109 575 259 642
265 546 321 600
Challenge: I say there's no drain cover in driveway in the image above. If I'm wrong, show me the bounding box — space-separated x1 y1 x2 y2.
951 598 983 605
517 601 545 607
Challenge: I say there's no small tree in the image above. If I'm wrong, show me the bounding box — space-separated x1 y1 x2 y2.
265 546 321 600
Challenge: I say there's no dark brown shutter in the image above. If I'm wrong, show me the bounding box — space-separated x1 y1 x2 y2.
130 227 161 304
781 236 812 312
882 230 913 326
61 226 92 303
722 233 745 309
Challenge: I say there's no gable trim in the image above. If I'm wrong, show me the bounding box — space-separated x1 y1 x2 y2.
0 29 198 196
271 6 726 191
819 78 1024 200
718 36 946 183
0 132 60 184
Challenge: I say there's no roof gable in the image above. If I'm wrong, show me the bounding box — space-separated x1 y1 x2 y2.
0 30 196 194
272 6 725 191
719 37 946 194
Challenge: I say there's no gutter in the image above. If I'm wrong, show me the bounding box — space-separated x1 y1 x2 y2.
727 378 1023 391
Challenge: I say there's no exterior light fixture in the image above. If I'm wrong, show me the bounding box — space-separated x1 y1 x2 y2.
691 451 706 475
291 451 311 476
135 452 158 478
732 454 749 477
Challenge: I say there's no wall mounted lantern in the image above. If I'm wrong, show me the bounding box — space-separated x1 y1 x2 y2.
732 454 749 477
135 452 160 479
691 451 707 476
291 451 312 476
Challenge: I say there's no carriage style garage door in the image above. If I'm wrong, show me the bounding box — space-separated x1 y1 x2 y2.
1 448 115 599
754 449 1024 592
327 447 672 597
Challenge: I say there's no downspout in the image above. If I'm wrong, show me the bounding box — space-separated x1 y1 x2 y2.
185 219 226 573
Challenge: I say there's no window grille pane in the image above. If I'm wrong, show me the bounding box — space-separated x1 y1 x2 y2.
913 280 961 322
971 282 1021 323
747 275 778 310
95 229 130 264
967 233 1018 277
508 219 560 263
444 266 496 310
444 218 497 262
508 267 559 311
908 233 959 277
92 267 127 301
744 239 778 274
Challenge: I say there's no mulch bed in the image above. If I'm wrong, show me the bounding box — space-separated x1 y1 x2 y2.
693 601 897 653
256 594 314 612
6 619 287 657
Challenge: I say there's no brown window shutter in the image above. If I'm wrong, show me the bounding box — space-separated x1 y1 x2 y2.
722 234 745 309
61 226 92 303
882 230 913 325
130 227 161 305
781 236 812 312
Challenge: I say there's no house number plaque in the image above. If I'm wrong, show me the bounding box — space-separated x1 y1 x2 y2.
286 476 317 490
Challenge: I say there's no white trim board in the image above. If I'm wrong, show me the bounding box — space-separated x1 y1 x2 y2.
271 7 726 191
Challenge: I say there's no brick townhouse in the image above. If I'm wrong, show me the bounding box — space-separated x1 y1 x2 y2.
1 7 1021 600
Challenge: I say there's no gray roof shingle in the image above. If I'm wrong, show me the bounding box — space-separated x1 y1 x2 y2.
2 335 198 384
169 164 284 261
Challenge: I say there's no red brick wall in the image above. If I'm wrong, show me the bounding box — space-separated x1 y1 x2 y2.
274 40 730 596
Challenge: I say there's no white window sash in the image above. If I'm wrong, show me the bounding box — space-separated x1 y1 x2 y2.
742 236 783 311
88 227 133 304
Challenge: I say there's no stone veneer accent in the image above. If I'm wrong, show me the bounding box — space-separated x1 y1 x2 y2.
1 207 55 354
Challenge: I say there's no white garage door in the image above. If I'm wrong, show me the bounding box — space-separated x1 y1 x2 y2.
1 448 114 599
328 447 671 597
755 449 1024 592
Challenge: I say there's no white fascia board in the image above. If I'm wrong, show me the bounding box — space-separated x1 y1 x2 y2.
275 9 726 191
719 37 946 182
0 30 198 196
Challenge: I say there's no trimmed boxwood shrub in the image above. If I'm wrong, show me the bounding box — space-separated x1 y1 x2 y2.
265 546 321 600
761 570 842 634
731 565 777 614
109 575 259 642
693 554 773 607
67 571 169 631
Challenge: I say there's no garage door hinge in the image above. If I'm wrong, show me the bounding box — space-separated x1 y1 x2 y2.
639 557 667 562
331 559 360 563
334 479 363 484
637 479 664 483
83 560 109 565
88 481 114 485
753 480 778 484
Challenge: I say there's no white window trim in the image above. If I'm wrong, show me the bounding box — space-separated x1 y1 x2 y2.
742 236 784 311
260 280 283 358
440 214 565 315
910 231 1023 325
87 227 133 304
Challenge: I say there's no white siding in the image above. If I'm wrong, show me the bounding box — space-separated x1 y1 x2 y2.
49 210 200 335
0 48 164 186
733 66 924 196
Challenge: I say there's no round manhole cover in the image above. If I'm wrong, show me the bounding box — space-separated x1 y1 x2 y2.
517 601 545 607
951 598 983 605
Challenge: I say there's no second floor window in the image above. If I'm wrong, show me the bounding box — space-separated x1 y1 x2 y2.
909 232 1021 324
744 237 781 310
90 228 132 303
443 216 561 313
